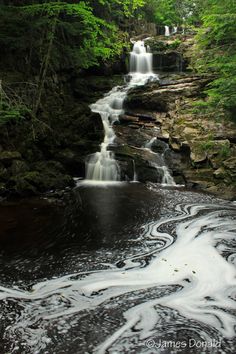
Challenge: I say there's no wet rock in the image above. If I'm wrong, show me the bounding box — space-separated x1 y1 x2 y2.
125 77 206 112
119 115 139 123
128 124 140 129
150 139 168 154
153 52 187 72
114 125 159 149
114 145 164 182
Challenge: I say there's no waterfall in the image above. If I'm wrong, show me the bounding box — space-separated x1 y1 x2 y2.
145 137 156 149
165 25 170 37
161 165 176 185
85 40 157 182
132 160 138 182
172 26 178 34
145 137 176 186
130 41 153 74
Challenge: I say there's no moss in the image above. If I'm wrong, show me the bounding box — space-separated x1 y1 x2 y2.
146 38 182 53
8 166 74 196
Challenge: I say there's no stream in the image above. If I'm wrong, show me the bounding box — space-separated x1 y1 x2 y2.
0 185 235 353
0 40 235 354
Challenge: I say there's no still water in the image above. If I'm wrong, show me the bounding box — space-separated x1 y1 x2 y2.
0 183 235 353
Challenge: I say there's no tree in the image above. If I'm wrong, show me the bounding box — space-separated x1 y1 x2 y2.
141 0 202 26
193 0 236 118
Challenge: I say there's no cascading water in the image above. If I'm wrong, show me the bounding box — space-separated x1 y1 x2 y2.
85 40 157 182
145 137 176 186
130 41 153 74
172 26 178 34
165 25 170 36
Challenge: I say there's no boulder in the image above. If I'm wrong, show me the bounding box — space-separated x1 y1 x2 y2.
190 151 207 164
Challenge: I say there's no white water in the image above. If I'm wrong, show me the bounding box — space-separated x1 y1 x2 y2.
132 159 138 182
165 25 170 37
145 137 156 149
1 199 235 352
145 137 176 186
85 40 157 182
161 165 176 185
172 26 178 34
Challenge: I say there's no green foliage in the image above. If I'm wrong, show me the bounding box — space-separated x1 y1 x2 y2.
168 39 181 50
141 0 202 26
146 38 181 52
116 0 145 17
0 88 28 125
219 144 231 158
0 1 136 73
0 0 145 124
87 0 145 19
21 2 124 70
193 0 236 119
199 138 214 152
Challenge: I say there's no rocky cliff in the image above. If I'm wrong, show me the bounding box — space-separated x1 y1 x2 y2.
120 70 236 199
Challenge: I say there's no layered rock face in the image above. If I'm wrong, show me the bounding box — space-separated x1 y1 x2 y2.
121 72 236 199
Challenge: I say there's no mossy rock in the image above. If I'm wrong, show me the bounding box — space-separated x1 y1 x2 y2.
33 160 65 174
8 167 74 196
8 172 39 196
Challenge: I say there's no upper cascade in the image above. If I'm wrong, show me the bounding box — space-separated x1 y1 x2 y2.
165 25 170 36
130 40 153 76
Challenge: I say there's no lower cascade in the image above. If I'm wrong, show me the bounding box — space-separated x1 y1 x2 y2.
85 40 157 182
